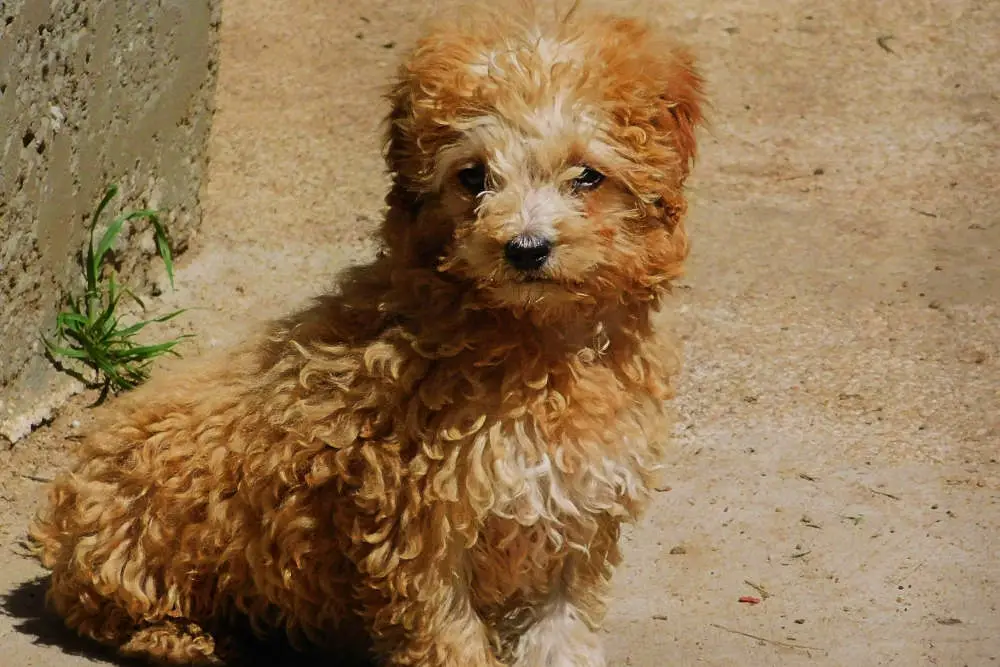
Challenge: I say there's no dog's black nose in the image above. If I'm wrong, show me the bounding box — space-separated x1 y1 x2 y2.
504 236 552 271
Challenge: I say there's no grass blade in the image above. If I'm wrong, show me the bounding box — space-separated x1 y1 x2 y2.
149 216 175 288
113 338 188 361
42 340 91 360
86 185 119 292
55 312 89 328
122 284 146 310
95 209 161 264
93 214 128 269
107 310 188 339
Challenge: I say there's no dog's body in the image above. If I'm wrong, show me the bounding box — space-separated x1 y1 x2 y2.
32 7 702 666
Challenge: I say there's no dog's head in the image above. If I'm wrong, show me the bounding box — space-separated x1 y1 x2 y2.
383 7 703 318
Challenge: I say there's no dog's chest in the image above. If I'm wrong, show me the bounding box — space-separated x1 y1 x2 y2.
465 449 639 610
460 417 657 602
487 439 643 525
481 399 663 520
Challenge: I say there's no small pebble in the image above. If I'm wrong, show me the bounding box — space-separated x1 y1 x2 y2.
669 546 687 555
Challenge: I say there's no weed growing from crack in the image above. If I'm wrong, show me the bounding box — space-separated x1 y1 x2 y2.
43 185 191 401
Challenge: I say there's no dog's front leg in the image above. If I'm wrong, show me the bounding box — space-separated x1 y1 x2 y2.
512 520 621 667
381 573 502 667
352 510 503 667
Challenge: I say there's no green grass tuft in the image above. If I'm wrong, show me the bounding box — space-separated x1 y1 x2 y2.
44 184 192 401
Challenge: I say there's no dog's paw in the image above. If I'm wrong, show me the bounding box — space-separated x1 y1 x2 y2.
120 621 225 666
512 602 606 667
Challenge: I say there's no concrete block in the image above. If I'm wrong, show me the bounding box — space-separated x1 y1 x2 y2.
0 0 220 443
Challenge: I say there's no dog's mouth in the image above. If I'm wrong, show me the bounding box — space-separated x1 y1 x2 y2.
514 271 550 283
481 273 599 311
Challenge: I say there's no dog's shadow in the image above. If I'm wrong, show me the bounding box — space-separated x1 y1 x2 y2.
2 576 375 667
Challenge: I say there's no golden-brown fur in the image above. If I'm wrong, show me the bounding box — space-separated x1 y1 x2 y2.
30 5 703 665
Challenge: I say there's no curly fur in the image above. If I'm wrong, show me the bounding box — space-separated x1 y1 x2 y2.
30 4 703 665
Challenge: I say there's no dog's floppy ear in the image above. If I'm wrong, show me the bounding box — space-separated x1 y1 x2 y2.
656 49 704 176
598 17 704 186
602 17 705 178
384 77 416 193
383 69 432 223
596 17 703 275
380 76 428 265
646 53 700 257
648 52 700 275
383 33 468 201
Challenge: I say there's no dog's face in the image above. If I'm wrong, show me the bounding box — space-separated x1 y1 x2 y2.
385 11 703 316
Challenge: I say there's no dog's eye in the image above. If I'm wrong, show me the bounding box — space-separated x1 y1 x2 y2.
457 163 487 196
572 166 605 191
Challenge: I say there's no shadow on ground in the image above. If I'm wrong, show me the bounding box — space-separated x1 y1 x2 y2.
2 576 375 667
2 577 139 666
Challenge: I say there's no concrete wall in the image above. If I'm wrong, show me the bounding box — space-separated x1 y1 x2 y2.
0 0 220 443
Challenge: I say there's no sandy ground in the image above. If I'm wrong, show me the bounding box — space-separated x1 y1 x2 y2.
2 0 998 665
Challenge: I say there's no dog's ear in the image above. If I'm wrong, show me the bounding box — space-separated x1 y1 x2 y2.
650 48 701 244
383 71 431 238
384 77 416 194
646 52 699 264
595 18 702 276
380 76 426 265
655 48 704 176
601 18 705 178
384 34 469 201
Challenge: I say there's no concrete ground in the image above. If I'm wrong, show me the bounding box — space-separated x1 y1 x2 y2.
1 0 997 665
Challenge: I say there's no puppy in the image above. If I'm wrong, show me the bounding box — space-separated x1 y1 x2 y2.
31 5 703 666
